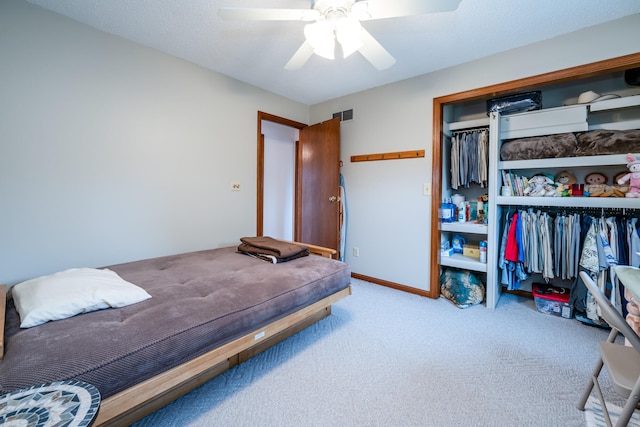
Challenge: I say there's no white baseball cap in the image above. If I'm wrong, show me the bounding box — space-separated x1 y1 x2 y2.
577 90 619 104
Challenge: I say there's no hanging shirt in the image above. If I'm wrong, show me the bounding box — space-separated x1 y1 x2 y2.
505 212 520 262
570 213 581 279
540 212 554 281
450 134 459 190
597 216 618 270
607 217 621 312
554 215 564 278
629 218 640 267
478 130 489 188
580 222 600 274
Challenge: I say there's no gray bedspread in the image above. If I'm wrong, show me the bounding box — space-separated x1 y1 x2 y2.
0 247 350 398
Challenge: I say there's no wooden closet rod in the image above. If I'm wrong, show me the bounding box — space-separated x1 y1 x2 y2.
351 149 425 163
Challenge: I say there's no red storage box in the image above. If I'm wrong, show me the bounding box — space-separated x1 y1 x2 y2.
532 284 572 319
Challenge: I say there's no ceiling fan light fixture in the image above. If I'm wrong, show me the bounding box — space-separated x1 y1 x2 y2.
304 21 336 59
350 1 370 20
336 17 363 58
221 0 463 70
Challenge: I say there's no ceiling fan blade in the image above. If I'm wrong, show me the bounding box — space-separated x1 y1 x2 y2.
357 27 395 70
285 41 315 71
217 7 320 21
361 0 462 20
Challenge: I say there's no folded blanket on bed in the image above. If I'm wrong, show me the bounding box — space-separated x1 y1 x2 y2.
237 236 309 263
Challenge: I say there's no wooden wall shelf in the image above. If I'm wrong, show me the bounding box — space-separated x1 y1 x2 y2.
351 149 425 163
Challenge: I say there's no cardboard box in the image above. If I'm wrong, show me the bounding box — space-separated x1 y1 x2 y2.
463 245 480 260
441 248 454 257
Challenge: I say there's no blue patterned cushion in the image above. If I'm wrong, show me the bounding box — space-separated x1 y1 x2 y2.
440 269 485 308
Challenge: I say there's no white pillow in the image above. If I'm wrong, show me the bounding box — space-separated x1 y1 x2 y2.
12 267 152 328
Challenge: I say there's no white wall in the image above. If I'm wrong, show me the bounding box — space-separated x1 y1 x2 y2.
262 121 298 241
311 14 640 291
0 0 309 285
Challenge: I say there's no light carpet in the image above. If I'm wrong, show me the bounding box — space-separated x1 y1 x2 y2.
584 395 640 427
133 279 632 427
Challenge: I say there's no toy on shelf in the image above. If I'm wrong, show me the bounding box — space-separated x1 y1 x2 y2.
524 174 556 197
584 172 614 197
555 171 576 197
617 153 640 198
613 171 630 197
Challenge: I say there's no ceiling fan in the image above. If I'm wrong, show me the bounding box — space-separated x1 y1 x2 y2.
218 0 462 71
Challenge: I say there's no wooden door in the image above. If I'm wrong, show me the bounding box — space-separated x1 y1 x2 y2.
296 117 341 256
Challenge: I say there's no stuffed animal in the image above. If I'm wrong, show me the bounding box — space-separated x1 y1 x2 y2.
584 172 614 197
555 182 569 197
555 171 576 197
524 174 556 197
617 153 640 198
613 171 630 197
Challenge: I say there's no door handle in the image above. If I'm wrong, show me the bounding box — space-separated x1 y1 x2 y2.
329 196 341 203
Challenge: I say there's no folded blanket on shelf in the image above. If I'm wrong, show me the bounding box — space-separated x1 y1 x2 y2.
237 236 309 263
500 129 640 161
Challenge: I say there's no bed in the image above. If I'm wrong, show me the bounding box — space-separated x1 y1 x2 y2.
0 240 351 426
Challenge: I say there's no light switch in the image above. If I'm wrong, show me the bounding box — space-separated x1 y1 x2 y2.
423 183 431 196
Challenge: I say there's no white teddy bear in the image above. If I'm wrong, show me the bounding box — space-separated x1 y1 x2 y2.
524 174 557 197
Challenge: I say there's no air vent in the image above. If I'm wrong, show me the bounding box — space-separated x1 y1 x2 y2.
331 109 354 122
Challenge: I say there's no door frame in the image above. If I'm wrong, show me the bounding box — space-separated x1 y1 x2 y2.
256 111 307 238
429 52 640 300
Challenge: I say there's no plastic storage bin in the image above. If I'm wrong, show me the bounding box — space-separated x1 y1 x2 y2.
486 91 542 115
532 284 572 319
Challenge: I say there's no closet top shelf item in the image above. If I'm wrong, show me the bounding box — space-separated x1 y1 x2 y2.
498 95 640 139
500 105 587 140
588 95 640 130
495 195 639 209
499 153 630 170
588 94 640 112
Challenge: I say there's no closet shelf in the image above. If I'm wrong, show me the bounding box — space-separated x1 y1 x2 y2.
441 222 488 234
588 119 640 131
440 254 488 273
499 154 629 170
496 195 639 209
446 117 490 133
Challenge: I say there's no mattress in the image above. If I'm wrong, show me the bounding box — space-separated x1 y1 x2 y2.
0 247 351 398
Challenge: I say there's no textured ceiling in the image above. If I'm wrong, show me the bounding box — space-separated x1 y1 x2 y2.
25 0 640 105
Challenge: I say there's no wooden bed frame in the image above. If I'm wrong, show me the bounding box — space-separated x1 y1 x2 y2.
0 242 351 426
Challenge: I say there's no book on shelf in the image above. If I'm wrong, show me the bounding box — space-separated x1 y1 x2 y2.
501 170 529 196
501 170 509 188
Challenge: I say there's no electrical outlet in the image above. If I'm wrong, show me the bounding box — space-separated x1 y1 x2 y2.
353 247 359 257
231 181 241 191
